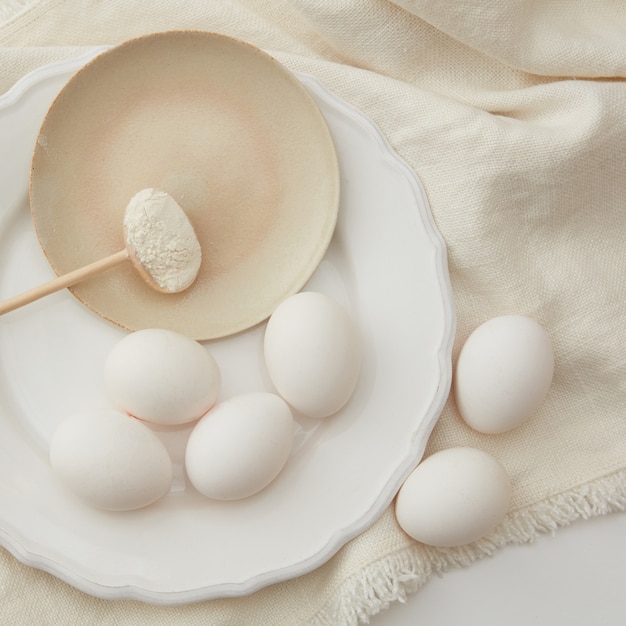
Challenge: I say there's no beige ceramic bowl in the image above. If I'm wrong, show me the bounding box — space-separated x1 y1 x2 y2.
30 31 339 340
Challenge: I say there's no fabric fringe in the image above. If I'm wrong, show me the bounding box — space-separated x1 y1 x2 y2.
309 468 626 625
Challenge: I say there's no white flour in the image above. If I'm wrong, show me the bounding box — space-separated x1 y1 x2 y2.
123 188 202 293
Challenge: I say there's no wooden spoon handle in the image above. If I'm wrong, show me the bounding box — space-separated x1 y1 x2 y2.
0 249 128 316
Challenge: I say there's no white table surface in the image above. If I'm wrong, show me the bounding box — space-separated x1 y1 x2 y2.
371 510 626 625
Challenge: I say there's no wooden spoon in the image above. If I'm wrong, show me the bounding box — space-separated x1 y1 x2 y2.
0 188 201 316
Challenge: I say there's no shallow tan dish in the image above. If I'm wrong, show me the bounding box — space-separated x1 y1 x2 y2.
30 31 339 340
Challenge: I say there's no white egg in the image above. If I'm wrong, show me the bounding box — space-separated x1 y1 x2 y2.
454 315 554 434
49 409 172 511
264 291 361 418
395 447 511 547
104 328 221 426
185 392 294 500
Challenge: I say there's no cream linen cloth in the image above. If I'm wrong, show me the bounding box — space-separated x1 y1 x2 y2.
1 1 625 624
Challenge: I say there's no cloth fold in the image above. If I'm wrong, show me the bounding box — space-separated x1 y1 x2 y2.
1 2 625 624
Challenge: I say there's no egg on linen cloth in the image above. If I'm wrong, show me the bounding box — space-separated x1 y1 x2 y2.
49 409 172 511
263 291 361 419
454 315 554 435
104 328 221 426
185 392 294 500
395 447 512 547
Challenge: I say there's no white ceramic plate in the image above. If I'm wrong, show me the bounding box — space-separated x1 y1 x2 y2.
0 46 455 604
